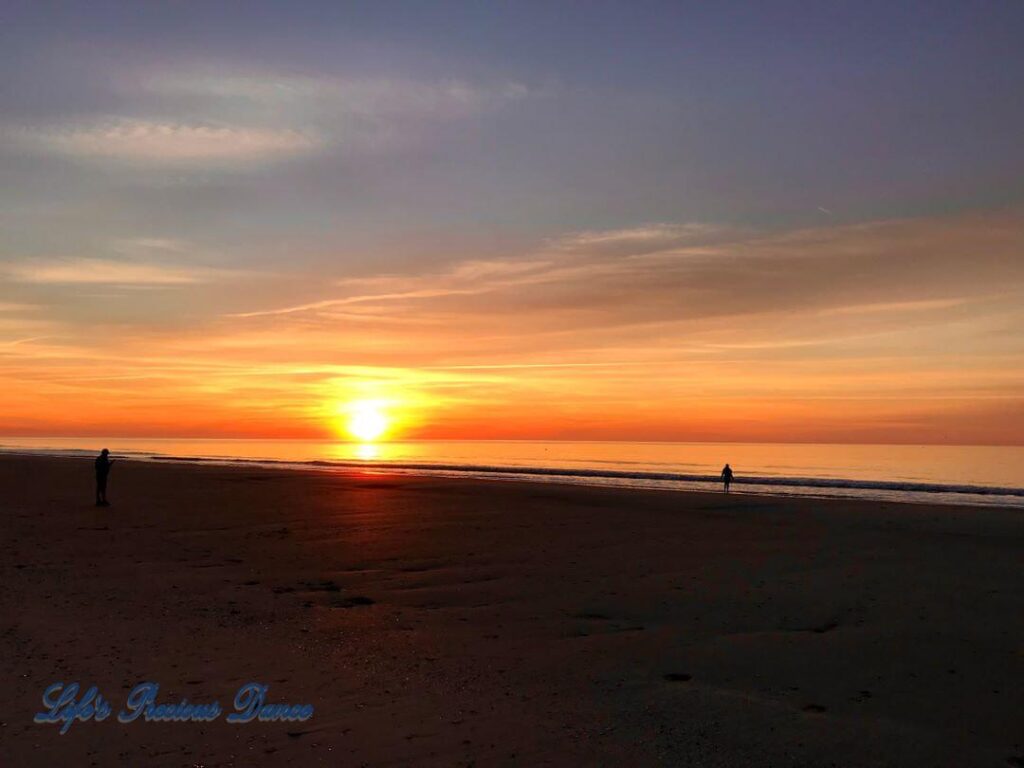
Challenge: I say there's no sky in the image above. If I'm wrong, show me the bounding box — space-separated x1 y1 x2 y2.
1 1 1023 444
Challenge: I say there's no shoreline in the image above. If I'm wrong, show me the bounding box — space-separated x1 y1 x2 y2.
2 446 1022 510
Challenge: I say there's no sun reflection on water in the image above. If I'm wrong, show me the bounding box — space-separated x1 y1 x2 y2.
355 442 380 461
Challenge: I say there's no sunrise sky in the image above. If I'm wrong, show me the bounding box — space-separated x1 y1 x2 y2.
2 2 1023 444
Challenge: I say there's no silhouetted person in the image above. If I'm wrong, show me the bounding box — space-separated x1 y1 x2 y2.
95 449 114 506
721 463 733 493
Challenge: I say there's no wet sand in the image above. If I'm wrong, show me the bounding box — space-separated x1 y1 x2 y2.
1 454 1022 766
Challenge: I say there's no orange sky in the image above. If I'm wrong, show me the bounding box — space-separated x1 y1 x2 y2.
3 208 1023 445
4 5 1024 446
5 8 1024 447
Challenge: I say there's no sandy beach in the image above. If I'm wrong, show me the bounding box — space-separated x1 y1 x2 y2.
1 454 1022 766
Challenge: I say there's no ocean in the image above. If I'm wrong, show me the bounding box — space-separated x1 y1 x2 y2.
2 437 1022 508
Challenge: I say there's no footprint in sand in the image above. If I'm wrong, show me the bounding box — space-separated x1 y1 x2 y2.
331 595 375 608
300 579 341 592
663 673 692 682
811 620 839 634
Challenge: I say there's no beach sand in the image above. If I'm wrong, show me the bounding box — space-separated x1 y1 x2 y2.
1 454 1022 766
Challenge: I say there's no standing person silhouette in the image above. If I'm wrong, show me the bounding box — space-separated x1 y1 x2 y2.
721 463 734 493
95 449 115 506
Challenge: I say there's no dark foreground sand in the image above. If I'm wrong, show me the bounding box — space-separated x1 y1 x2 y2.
1 455 1022 767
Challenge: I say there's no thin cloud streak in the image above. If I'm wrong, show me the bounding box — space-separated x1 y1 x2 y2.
228 287 485 318
14 119 319 166
817 298 971 316
6 258 217 285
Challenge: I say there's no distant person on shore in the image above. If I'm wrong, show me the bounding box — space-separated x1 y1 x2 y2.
95 449 114 506
721 463 733 493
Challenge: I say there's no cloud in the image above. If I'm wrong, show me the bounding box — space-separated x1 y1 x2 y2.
817 297 970 316
229 288 482 318
6 258 213 285
225 209 1024 362
8 70 533 168
142 71 531 121
16 119 318 166
549 223 726 255
110 238 196 254
228 257 567 319
0 302 39 312
153 72 532 158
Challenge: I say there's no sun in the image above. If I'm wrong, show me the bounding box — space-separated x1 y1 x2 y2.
345 400 390 442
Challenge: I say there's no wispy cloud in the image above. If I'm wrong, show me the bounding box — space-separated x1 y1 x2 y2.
818 297 970 316
228 288 482 318
110 238 202 255
230 258 560 318
227 209 1024 351
6 258 214 285
548 223 727 255
16 119 319 166
11 70 532 168
143 71 531 119
0 302 39 312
